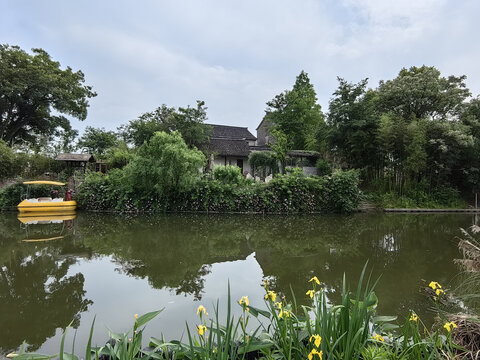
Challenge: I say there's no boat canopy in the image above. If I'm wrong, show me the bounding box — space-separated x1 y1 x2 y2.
23 181 67 186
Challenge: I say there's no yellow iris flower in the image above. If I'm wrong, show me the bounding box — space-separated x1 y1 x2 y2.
309 276 320 285
308 348 323 360
429 281 442 290
443 321 457 332
306 290 315 299
238 296 249 306
265 290 277 302
309 334 322 348
409 313 418 322
279 309 291 318
197 305 208 316
373 334 384 342
197 325 207 336
134 314 138 321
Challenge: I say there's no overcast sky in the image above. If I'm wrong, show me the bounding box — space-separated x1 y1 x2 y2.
2 0 480 136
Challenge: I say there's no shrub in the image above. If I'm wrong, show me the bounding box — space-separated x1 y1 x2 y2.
0 140 15 180
212 165 243 185
249 151 278 178
324 169 362 213
123 131 205 198
316 158 332 176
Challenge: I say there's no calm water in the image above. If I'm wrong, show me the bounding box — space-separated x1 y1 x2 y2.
0 212 475 355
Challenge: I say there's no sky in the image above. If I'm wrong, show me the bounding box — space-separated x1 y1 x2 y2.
2 0 480 137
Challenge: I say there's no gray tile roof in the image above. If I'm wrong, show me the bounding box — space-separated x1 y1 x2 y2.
206 138 251 157
209 124 256 141
56 153 96 162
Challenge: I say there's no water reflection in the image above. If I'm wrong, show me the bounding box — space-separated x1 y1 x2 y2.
0 212 473 354
0 214 91 352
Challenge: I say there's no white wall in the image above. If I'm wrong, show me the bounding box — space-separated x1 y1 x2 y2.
213 156 251 175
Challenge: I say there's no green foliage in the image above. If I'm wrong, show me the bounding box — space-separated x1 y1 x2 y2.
0 148 61 183
248 151 278 178
0 44 96 146
105 142 135 169
371 183 467 209
212 165 243 185
124 131 206 198
266 71 325 150
78 167 361 214
77 131 206 211
0 140 15 180
315 158 332 176
324 66 480 202
377 65 470 121
268 128 289 173
77 126 118 157
327 78 379 172
120 101 212 148
324 170 362 213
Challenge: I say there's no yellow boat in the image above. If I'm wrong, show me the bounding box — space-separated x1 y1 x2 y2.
17 212 76 242
17 180 77 213
17 212 77 224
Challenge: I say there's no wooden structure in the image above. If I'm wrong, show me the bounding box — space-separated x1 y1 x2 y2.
56 153 95 172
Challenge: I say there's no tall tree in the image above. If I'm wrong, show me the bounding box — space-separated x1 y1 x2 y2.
265 71 325 150
124 131 206 197
377 65 470 121
0 44 96 146
327 78 379 173
77 126 118 157
120 101 211 148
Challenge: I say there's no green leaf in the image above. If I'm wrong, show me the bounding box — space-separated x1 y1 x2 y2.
85 316 95 360
136 310 164 328
237 339 272 354
62 354 78 360
380 323 399 331
373 315 397 323
14 355 57 360
246 305 271 319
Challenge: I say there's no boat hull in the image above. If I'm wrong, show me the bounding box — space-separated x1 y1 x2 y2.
17 200 77 213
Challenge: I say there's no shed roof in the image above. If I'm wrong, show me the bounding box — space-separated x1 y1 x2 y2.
56 153 95 162
206 138 251 157
208 124 256 141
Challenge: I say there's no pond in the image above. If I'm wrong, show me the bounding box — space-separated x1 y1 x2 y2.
0 212 475 356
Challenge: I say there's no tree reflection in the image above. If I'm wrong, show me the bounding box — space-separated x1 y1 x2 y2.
0 220 92 352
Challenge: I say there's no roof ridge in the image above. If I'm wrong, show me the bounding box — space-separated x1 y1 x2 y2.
207 123 249 129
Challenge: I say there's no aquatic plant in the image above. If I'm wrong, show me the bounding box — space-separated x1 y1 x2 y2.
9 264 461 359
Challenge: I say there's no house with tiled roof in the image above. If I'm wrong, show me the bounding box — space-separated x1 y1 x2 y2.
205 124 256 174
205 121 320 176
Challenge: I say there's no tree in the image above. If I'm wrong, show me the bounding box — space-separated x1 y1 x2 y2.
77 126 118 157
0 44 96 146
377 66 470 121
268 128 288 174
123 131 206 197
265 71 325 150
120 101 212 148
327 78 380 174
0 140 14 180
105 141 134 169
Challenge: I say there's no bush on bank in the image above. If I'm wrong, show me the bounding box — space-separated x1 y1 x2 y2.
74 131 361 214
76 169 361 214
